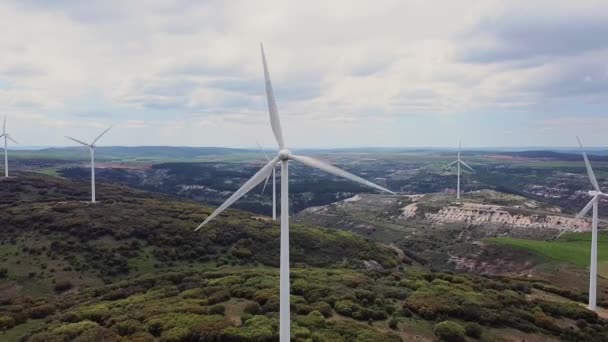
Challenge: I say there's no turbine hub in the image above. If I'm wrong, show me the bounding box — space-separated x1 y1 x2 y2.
278 149 290 160
590 190 601 197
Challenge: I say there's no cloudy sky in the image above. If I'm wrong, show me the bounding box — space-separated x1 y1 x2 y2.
1 0 607 148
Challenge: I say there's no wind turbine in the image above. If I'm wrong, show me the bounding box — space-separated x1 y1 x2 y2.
1 116 18 178
195 44 394 341
257 141 277 220
65 126 112 204
575 137 606 311
445 139 475 199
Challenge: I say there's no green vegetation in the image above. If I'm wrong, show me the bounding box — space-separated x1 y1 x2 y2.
2 173 608 341
4 268 608 341
489 233 608 269
0 173 400 295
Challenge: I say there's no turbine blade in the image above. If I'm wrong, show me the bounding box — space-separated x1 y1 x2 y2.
65 136 90 146
260 44 285 149
92 126 112 146
261 171 271 195
6 135 18 144
445 160 458 168
458 138 462 151
290 154 395 194
195 156 280 230
2 116 5 135
256 141 271 161
577 195 598 219
460 160 475 172
577 137 600 191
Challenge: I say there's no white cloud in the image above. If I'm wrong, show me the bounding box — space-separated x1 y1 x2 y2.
0 0 607 147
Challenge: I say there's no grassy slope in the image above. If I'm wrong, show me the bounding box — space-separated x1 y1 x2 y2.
489 233 608 273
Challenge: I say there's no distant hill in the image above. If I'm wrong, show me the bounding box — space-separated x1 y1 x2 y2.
11 146 255 162
494 150 608 161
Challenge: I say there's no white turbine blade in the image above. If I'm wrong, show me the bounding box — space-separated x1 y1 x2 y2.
0 134 4 138
445 160 458 168
92 126 112 146
459 160 475 172
290 154 395 194
458 138 462 151
577 137 600 192
195 156 280 230
2 116 5 135
256 141 271 161
260 44 285 149
6 135 18 144
577 196 598 219
261 171 271 195
65 136 90 146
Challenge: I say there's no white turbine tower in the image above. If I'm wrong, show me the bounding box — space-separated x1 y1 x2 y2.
257 142 277 220
0 116 18 178
195 44 394 341
65 126 112 204
446 139 475 199
575 137 606 311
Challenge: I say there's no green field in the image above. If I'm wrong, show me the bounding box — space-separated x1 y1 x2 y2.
489 233 608 271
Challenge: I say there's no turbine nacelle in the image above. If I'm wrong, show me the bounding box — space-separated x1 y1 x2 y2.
588 190 605 197
278 149 291 160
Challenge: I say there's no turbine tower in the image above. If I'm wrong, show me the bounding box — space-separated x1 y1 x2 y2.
257 141 277 220
0 116 19 178
195 44 394 341
575 137 606 311
445 139 475 199
65 126 112 203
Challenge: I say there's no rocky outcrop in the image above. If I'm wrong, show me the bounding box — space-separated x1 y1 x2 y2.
401 202 590 232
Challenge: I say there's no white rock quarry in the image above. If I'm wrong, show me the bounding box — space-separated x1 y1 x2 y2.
401 202 591 232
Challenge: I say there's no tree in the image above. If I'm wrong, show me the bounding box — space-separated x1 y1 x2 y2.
433 321 466 342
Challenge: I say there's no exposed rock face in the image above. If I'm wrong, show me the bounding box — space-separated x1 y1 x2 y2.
401 202 590 232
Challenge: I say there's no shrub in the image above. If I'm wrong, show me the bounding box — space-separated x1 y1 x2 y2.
221 315 277 340
464 322 482 338
433 321 466 342
26 304 56 319
311 301 333 318
388 317 399 330
0 315 15 331
0 267 7 278
298 311 326 329
207 304 226 315
244 302 261 315
54 279 74 292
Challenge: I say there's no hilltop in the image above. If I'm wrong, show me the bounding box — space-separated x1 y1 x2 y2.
0 173 401 297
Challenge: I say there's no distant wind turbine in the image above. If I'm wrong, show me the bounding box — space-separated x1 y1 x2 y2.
1 116 18 178
257 141 277 220
575 137 606 311
445 139 475 199
195 44 394 341
65 126 112 203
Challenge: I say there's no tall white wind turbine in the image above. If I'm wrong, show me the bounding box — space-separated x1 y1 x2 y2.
257 141 277 220
1 116 19 178
576 137 606 311
195 44 394 341
445 139 475 199
65 127 112 204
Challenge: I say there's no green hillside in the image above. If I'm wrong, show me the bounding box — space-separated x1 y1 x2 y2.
489 233 608 275
1 174 608 341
